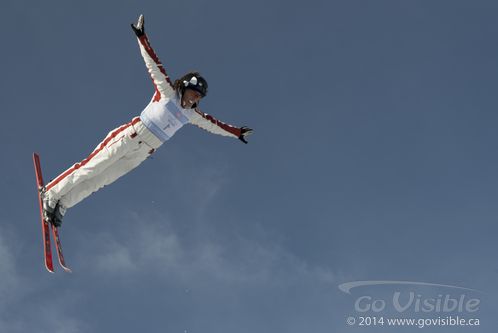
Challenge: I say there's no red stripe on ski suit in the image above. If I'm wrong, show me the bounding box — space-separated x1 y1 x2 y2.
194 109 242 137
46 118 141 191
138 34 173 102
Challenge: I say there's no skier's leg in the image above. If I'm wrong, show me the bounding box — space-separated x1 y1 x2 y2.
45 118 141 206
59 143 151 208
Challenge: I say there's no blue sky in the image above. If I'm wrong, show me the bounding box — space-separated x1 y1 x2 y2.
1 0 498 332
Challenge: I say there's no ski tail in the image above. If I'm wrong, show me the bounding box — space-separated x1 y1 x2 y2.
52 227 71 273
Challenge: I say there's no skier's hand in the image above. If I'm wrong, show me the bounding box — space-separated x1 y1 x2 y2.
239 126 253 144
131 14 145 37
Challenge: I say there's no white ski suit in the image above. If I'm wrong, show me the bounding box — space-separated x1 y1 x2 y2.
45 33 243 209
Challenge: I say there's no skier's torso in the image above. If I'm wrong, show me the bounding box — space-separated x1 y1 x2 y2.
140 93 195 142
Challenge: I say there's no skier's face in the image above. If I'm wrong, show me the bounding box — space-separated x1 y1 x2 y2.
181 89 203 109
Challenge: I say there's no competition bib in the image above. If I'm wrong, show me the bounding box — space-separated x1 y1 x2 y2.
140 98 190 142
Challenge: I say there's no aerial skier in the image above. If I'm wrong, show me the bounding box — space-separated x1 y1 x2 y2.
40 15 253 227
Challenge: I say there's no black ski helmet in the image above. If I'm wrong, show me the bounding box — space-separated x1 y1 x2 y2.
178 72 208 97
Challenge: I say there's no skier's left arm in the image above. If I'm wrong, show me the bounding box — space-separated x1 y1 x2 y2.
131 15 175 99
190 108 253 144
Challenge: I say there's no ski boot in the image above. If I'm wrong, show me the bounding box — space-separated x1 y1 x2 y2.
40 187 62 227
53 202 66 228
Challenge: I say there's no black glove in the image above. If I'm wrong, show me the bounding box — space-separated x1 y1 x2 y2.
131 14 145 37
239 126 253 144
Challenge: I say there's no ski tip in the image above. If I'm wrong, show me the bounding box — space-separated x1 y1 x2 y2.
45 266 55 274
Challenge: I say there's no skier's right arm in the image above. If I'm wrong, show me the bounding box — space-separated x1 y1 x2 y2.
131 15 175 100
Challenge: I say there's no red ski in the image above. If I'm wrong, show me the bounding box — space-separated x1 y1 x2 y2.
33 153 71 273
